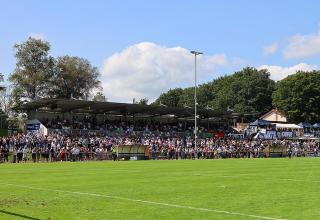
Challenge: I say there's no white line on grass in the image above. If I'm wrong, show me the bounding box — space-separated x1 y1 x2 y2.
218 175 320 184
2 183 285 220
279 178 320 183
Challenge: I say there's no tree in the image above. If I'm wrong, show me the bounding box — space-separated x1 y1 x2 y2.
205 75 233 111
0 86 14 116
153 88 183 107
272 70 320 123
178 87 195 107
138 98 148 105
92 91 106 102
154 67 275 113
0 73 4 87
9 37 55 101
0 73 8 128
200 67 275 113
197 82 215 108
223 67 275 113
51 56 100 100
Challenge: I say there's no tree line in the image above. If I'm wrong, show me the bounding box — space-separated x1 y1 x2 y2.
2 37 320 124
9 37 102 107
154 67 320 124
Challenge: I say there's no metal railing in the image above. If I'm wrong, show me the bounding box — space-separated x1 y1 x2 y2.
1 148 319 163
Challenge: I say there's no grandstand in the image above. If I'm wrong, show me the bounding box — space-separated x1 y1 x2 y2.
18 98 243 118
16 98 251 136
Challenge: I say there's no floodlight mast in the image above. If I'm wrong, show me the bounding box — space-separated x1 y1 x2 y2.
190 50 203 150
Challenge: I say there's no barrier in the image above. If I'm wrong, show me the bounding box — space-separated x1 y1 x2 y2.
265 145 287 157
1 145 319 163
117 145 149 160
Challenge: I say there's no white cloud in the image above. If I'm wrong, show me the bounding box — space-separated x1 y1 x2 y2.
263 43 278 55
101 42 228 102
283 28 320 59
29 33 47 40
258 63 317 81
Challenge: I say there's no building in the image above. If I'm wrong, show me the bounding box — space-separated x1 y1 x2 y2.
260 109 287 123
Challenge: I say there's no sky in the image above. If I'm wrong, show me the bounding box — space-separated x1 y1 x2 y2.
0 0 320 102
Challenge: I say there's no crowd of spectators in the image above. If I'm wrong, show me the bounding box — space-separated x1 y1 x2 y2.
0 132 319 163
0 116 319 163
40 116 217 133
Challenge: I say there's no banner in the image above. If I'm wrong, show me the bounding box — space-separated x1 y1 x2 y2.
264 131 277 139
26 123 40 130
278 131 293 138
213 132 225 138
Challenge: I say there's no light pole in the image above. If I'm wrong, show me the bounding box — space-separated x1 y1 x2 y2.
190 50 203 149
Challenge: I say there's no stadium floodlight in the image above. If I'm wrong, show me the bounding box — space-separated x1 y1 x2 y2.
190 50 203 149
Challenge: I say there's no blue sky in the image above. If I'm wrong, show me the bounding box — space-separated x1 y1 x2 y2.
1 0 320 102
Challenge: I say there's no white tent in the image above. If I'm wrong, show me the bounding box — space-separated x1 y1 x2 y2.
274 123 302 129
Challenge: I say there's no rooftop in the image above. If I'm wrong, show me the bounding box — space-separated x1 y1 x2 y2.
16 99 255 119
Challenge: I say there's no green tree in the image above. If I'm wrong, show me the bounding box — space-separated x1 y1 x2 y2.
51 56 100 100
10 87 25 107
204 67 275 113
227 67 275 113
138 98 148 105
9 37 55 100
0 74 8 128
206 75 233 111
178 87 194 108
197 82 215 108
0 86 13 116
92 91 106 102
154 67 275 113
153 88 183 107
0 73 4 88
272 70 320 123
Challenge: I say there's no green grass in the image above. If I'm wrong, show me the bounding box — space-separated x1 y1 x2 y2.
0 158 320 220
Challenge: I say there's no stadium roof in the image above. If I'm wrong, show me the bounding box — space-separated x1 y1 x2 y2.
15 98 251 119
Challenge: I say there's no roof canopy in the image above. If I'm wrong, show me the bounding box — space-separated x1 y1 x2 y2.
16 99 252 119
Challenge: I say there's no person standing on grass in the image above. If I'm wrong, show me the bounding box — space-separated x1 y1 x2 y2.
17 147 23 163
32 147 37 163
71 146 80 161
23 147 28 162
59 147 65 161
287 146 292 159
43 147 50 162
36 145 41 162
1 146 8 163
50 147 55 162
151 144 156 160
112 146 117 161
0 146 4 163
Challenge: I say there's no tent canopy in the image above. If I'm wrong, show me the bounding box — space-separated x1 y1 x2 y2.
298 122 313 128
275 123 302 129
313 123 320 128
250 119 271 126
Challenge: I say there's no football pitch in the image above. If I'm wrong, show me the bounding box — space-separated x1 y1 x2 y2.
0 158 320 220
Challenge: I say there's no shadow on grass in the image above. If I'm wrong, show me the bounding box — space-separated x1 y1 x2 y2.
0 210 41 220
